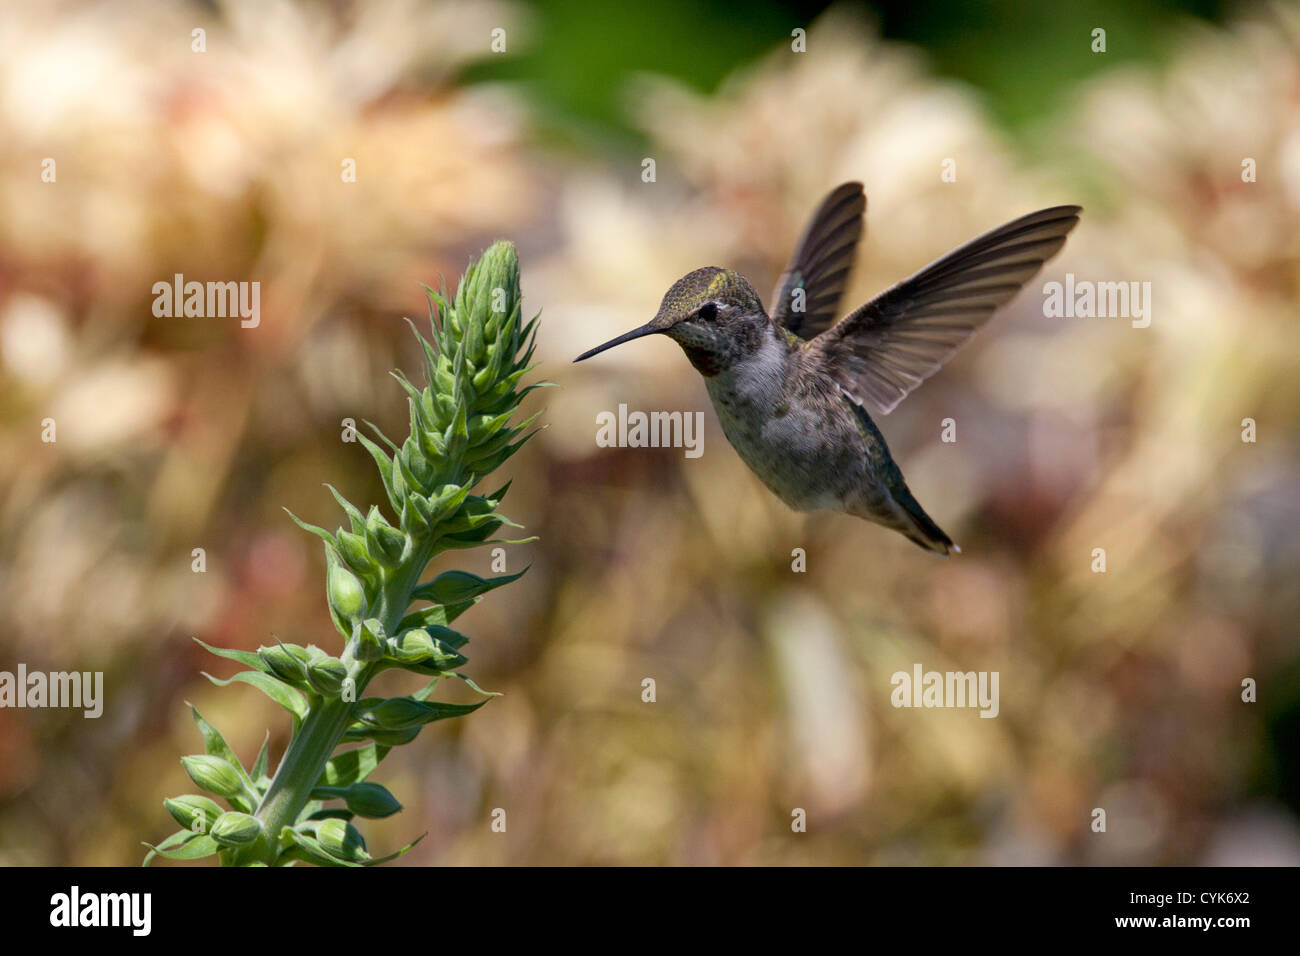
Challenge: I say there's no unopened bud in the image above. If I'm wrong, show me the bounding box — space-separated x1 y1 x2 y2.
316 818 369 862
336 531 374 577
327 562 367 621
181 754 246 800
210 811 262 847
356 618 385 662
259 644 308 684
344 782 402 818
306 655 348 695
164 794 224 833
386 628 467 670
313 782 402 819
370 524 406 565
365 697 432 730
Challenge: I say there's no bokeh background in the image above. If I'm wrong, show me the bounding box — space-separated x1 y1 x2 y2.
1 0 1297 865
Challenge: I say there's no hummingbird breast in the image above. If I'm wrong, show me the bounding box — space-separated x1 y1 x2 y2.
703 330 870 512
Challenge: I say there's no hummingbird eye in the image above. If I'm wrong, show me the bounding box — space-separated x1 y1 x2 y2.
697 302 718 321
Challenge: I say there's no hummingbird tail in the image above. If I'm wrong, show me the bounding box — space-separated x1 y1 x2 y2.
901 523 957 556
853 484 957 556
898 503 957 557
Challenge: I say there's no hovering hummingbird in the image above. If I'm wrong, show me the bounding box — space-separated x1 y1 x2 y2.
574 183 1081 554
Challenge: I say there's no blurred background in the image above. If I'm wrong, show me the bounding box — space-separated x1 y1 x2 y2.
1 0 1297 865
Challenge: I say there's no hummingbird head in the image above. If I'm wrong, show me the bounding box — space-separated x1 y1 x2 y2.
573 267 769 375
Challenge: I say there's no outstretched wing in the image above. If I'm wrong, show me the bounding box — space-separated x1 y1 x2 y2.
811 205 1081 414
769 182 866 340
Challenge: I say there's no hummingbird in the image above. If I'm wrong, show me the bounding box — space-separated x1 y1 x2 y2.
574 183 1081 555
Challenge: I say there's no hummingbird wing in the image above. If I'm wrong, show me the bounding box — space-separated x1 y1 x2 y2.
769 182 866 340
811 205 1081 414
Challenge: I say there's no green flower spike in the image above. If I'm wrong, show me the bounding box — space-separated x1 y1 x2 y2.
150 242 543 866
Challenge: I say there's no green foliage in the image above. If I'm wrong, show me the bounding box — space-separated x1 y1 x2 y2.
149 242 542 866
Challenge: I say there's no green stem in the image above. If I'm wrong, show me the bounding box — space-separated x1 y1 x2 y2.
237 693 360 865
233 554 432 866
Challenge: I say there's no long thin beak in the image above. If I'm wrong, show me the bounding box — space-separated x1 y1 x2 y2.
572 323 662 362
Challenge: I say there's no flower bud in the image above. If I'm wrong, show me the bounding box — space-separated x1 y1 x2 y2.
465 316 486 366
181 754 246 800
336 531 375 577
400 499 429 537
385 627 433 660
471 364 494 393
356 618 385 662
386 628 467 670
327 562 367 622
342 782 402 818
164 794 224 833
314 782 402 819
316 818 369 862
364 697 433 730
210 811 263 847
259 644 308 684
306 654 348 695
364 510 406 567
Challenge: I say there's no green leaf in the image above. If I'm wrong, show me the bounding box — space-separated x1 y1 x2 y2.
143 834 220 862
305 808 355 822
193 638 272 674
341 724 423 746
389 368 423 404
283 508 336 547
188 704 255 791
442 599 478 624
453 673 502 698
411 566 526 604
202 670 308 728
481 478 512 506
251 732 271 784
142 829 197 866
436 529 540 552
353 696 485 731
441 519 503 544
315 744 380 787
325 484 366 535
396 606 459 633
428 625 470 649
438 534 539 552
361 832 426 866
355 431 401 515
278 827 362 868
409 678 440 702
362 418 401 455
